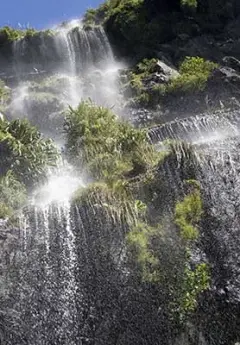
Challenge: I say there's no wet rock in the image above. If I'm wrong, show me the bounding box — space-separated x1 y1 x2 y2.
222 55 240 72
143 60 180 86
208 66 240 87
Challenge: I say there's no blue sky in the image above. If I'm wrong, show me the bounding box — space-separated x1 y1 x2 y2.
1 0 103 29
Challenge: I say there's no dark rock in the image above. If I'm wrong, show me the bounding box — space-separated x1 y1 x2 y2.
209 66 240 86
222 55 240 72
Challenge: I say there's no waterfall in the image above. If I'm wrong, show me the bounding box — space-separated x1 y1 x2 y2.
149 109 240 305
8 20 122 137
2 16 240 345
148 110 240 144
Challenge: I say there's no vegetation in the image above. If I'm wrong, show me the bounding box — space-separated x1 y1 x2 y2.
174 179 203 241
0 117 58 218
0 80 10 112
68 101 210 325
0 171 26 218
123 56 217 108
167 56 218 93
0 118 58 185
64 100 159 180
181 0 198 8
0 26 54 44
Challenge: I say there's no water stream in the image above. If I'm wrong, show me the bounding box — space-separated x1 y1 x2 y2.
1 19 240 345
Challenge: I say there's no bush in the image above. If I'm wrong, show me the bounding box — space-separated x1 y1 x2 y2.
64 100 159 180
0 80 10 110
167 56 218 93
0 26 24 41
181 0 197 8
0 171 26 218
0 118 59 186
174 179 203 241
0 25 52 44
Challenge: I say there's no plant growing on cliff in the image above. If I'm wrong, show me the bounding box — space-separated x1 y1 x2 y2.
0 26 25 41
0 118 59 186
174 180 203 241
0 80 10 110
127 179 209 321
0 25 52 44
64 100 159 180
167 56 218 93
0 171 26 219
181 0 197 8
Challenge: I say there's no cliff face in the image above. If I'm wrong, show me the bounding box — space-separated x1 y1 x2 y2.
85 0 240 63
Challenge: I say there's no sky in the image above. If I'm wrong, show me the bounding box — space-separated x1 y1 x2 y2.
1 0 103 29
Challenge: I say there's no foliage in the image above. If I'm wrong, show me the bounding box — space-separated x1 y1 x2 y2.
174 179 203 241
167 57 218 93
72 180 144 226
123 58 167 108
65 94 210 330
0 118 59 186
124 56 218 107
127 222 160 282
0 80 10 112
0 171 26 219
0 26 25 41
181 0 197 8
136 58 159 74
0 25 53 44
64 100 159 180
83 8 98 25
177 262 210 317
127 179 209 321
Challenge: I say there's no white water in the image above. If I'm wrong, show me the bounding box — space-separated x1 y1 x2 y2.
8 20 124 136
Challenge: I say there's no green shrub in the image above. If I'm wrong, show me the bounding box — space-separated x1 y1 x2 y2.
0 25 52 43
178 262 210 316
174 179 203 241
127 222 160 282
0 118 59 186
181 0 198 8
167 57 218 93
64 100 159 180
0 171 26 218
0 79 10 107
0 26 24 41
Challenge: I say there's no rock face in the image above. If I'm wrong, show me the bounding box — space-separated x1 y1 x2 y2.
0 220 20 295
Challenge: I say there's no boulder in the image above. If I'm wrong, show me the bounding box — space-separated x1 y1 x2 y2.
142 59 180 87
222 55 240 72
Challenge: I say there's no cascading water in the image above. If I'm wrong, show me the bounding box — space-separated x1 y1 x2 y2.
149 109 240 305
2 15 240 345
11 173 84 344
8 20 122 135
0 21 128 345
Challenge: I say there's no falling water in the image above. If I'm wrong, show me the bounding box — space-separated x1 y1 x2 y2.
148 108 240 309
2 15 240 345
8 20 122 135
